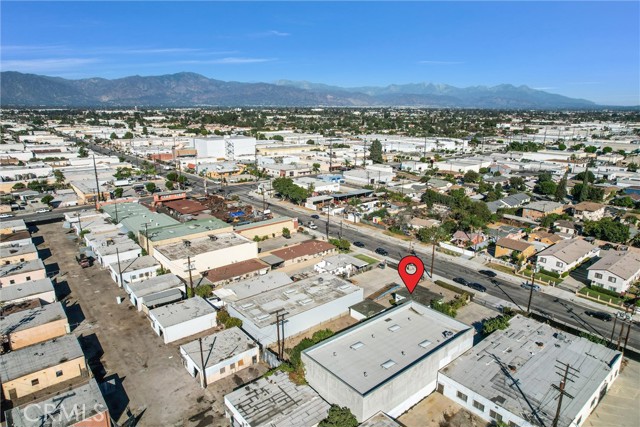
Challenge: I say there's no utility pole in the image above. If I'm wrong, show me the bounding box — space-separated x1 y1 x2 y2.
430 238 436 278
198 337 208 388
187 256 194 296
115 248 124 288
552 362 578 427
610 316 618 344
92 154 101 209
271 309 288 360
114 200 119 223
329 140 333 172
527 267 537 313
326 201 330 241
339 220 343 239
143 223 150 255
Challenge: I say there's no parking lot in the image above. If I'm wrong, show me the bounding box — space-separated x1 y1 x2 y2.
34 222 267 427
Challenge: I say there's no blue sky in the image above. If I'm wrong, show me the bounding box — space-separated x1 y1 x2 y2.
2 1 639 105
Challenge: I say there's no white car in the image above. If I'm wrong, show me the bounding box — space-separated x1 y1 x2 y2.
0 213 14 219
36 208 51 213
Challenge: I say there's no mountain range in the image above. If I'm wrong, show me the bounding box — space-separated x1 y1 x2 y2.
0 71 598 109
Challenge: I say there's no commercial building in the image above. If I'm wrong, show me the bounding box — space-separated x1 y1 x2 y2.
140 218 233 255
0 230 32 248
0 243 38 265
536 238 600 275
228 273 363 346
0 334 87 400
94 240 141 268
108 255 160 287
180 327 259 387
193 135 256 159
70 181 111 205
438 315 622 427
234 217 299 241
0 278 57 305
125 273 185 312
302 301 474 422
204 258 271 287
314 254 369 276
0 259 47 286
587 250 640 293
0 219 27 235
102 202 179 234
152 232 257 280
0 302 69 351
224 371 330 427
263 163 313 178
4 379 111 427
343 168 394 186
148 296 217 344
212 272 292 306
267 240 337 267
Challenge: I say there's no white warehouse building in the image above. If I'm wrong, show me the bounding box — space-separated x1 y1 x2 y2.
148 296 217 344
302 301 474 422
438 315 622 427
227 273 363 346
192 136 256 160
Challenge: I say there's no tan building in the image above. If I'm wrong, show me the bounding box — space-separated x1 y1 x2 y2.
0 243 39 265
495 238 537 261
140 218 233 256
70 181 111 206
521 201 564 221
0 258 47 287
0 219 27 236
234 217 298 240
267 240 337 267
527 230 563 245
0 302 69 351
0 334 87 400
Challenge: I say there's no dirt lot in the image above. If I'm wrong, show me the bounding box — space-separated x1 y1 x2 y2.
398 392 488 427
33 222 267 427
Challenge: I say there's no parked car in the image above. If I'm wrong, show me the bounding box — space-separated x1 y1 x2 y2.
453 277 468 286
479 270 497 278
585 311 613 321
36 208 51 213
353 241 365 248
375 247 389 256
468 282 487 292
521 283 541 292
0 213 14 219
310 214 320 219
308 222 318 230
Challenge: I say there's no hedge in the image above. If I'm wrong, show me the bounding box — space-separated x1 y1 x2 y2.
435 280 474 299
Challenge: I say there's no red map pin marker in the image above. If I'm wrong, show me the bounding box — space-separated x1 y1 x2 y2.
398 255 425 294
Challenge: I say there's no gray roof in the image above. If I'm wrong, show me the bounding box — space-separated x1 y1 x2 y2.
149 296 216 328
94 240 140 256
0 334 84 381
302 301 472 395
230 273 361 328
318 254 369 270
349 300 386 318
0 258 45 278
145 217 230 242
5 379 108 427
109 255 159 274
181 327 257 370
588 250 640 280
0 278 55 303
502 193 531 207
154 232 252 261
523 200 564 213
143 288 184 308
536 238 598 264
127 273 183 297
360 412 403 427
0 243 38 259
440 315 621 427
0 301 67 335
224 371 330 427
213 272 292 303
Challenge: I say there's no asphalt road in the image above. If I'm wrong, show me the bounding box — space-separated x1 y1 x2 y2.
84 142 640 350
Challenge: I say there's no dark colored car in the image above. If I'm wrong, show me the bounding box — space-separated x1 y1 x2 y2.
453 277 468 286
375 247 389 256
353 241 365 248
468 282 487 292
585 311 613 321
311 214 320 219
479 270 497 278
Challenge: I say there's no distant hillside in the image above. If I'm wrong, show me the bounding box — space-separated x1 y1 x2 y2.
1 71 597 108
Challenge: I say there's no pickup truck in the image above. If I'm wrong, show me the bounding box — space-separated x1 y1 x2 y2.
75 254 93 268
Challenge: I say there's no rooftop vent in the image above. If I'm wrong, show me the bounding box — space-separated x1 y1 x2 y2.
183 240 191 247
388 324 401 332
299 298 313 306
256 314 270 321
419 339 432 348
535 341 544 347
240 303 254 309
381 360 397 369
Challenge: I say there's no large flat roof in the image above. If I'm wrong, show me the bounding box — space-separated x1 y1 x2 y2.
6 379 108 427
224 371 329 427
0 243 37 259
145 218 230 242
440 315 621 427
0 278 54 302
0 301 67 335
303 301 472 395
127 273 183 297
149 296 216 328
0 334 83 381
213 272 292 303
181 327 257 369
109 255 159 274
230 273 361 328
205 258 269 283
154 232 252 261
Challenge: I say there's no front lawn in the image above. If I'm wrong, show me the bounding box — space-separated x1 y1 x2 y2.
353 254 379 265
578 287 623 305
522 268 563 285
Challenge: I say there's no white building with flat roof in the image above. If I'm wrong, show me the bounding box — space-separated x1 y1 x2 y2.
438 315 622 427
302 300 474 422
228 273 363 346
148 296 217 344
125 273 185 312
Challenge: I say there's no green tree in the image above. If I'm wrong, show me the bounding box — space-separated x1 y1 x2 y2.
482 314 512 335
282 227 291 238
574 171 595 183
114 187 124 198
78 147 89 158
369 139 383 163
166 172 178 182
53 169 65 184
123 131 134 139
145 182 157 193
536 180 557 195
602 146 613 154
319 405 358 427
555 171 568 202
165 180 174 190
584 145 597 153
329 238 350 252
463 170 480 183
41 194 54 206
583 218 630 243
12 182 26 190
509 177 525 191
312 163 321 173
627 163 638 172
110 132 118 140
571 183 604 202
